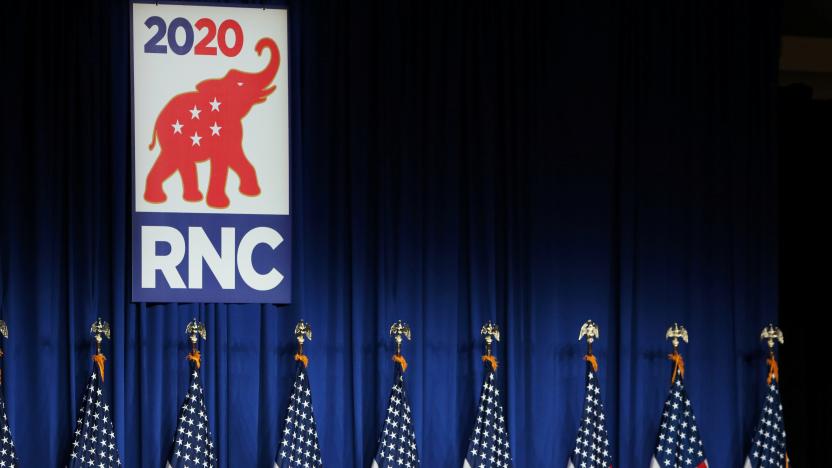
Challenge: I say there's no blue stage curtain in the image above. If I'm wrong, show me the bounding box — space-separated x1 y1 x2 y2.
0 0 780 466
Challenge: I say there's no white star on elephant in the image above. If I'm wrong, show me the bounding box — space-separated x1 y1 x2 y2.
209 122 222 136
189 105 201 120
190 131 202 146
209 97 221 112
171 120 183 134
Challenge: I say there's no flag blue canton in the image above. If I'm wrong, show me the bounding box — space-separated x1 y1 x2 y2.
167 364 216 468
275 362 322 468
0 393 18 467
569 361 611 468
372 364 419 468
464 364 512 468
745 380 787 468
68 369 122 467
651 373 707 468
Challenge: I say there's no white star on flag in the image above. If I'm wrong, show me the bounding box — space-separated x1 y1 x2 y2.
190 132 202 147
649 352 708 468
743 357 789 468
209 97 221 112
166 358 216 468
275 355 323 468
209 122 222 136
0 391 19 467
189 105 201 119
372 357 420 468
171 120 183 134
67 360 122 467
463 358 512 468
567 355 611 468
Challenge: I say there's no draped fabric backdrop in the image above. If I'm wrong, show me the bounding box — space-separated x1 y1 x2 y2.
0 0 781 467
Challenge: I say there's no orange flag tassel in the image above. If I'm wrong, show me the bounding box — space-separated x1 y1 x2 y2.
766 356 779 385
92 353 107 381
392 354 408 373
584 354 599 372
482 355 499 372
295 353 309 368
668 350 685 383
187 350 202 369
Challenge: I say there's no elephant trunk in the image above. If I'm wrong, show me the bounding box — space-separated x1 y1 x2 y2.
250 38 280 91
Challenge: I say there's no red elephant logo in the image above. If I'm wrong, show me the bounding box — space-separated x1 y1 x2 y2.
144 37 280 209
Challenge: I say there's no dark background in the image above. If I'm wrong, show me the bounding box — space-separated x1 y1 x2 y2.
778 84 830 467
784 0 832 37
0 0 822 466
779 0 832 463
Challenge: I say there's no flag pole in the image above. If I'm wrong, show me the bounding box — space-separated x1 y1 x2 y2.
294 320 312 367
185 318 207 369
665 323 688 383
579 320 599 371
0 320 7 385
579 320 599 354
760 324 784 384
90 318 111 380
481 321 500 371
389 321 411 372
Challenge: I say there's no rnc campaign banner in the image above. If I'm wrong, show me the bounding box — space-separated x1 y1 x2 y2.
130 2 291 303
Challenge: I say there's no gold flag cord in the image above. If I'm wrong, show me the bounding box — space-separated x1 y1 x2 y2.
584 353 599 372
482 354 498 372
766 356 779 385
668 350 685 383
92 353 106 381
392 354 408 372
187 350 202 369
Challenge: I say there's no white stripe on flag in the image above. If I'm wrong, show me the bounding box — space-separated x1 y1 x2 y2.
463 459 472 468
567 458 575 468
371 460 380 468
166 463 173 468
275 463 279 468
743 458 753 468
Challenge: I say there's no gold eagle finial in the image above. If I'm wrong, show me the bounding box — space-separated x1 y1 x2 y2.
665 323 688 350
185 318 207 349
90 317 111 354
186 318 207 341
579 320 599 344
295 320 312 355
295 320 313 342
480 321 500 356
760 324 784 352
579 320 600 355
389 320 411 355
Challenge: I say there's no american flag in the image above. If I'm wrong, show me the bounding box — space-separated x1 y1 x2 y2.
743 360 788 468
166 359 216 468
649 354 708 468
275 359 323 468
372 361 419 468
67 364 122 467
568 358 611 468
463 361 512 468
0 393 18 466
